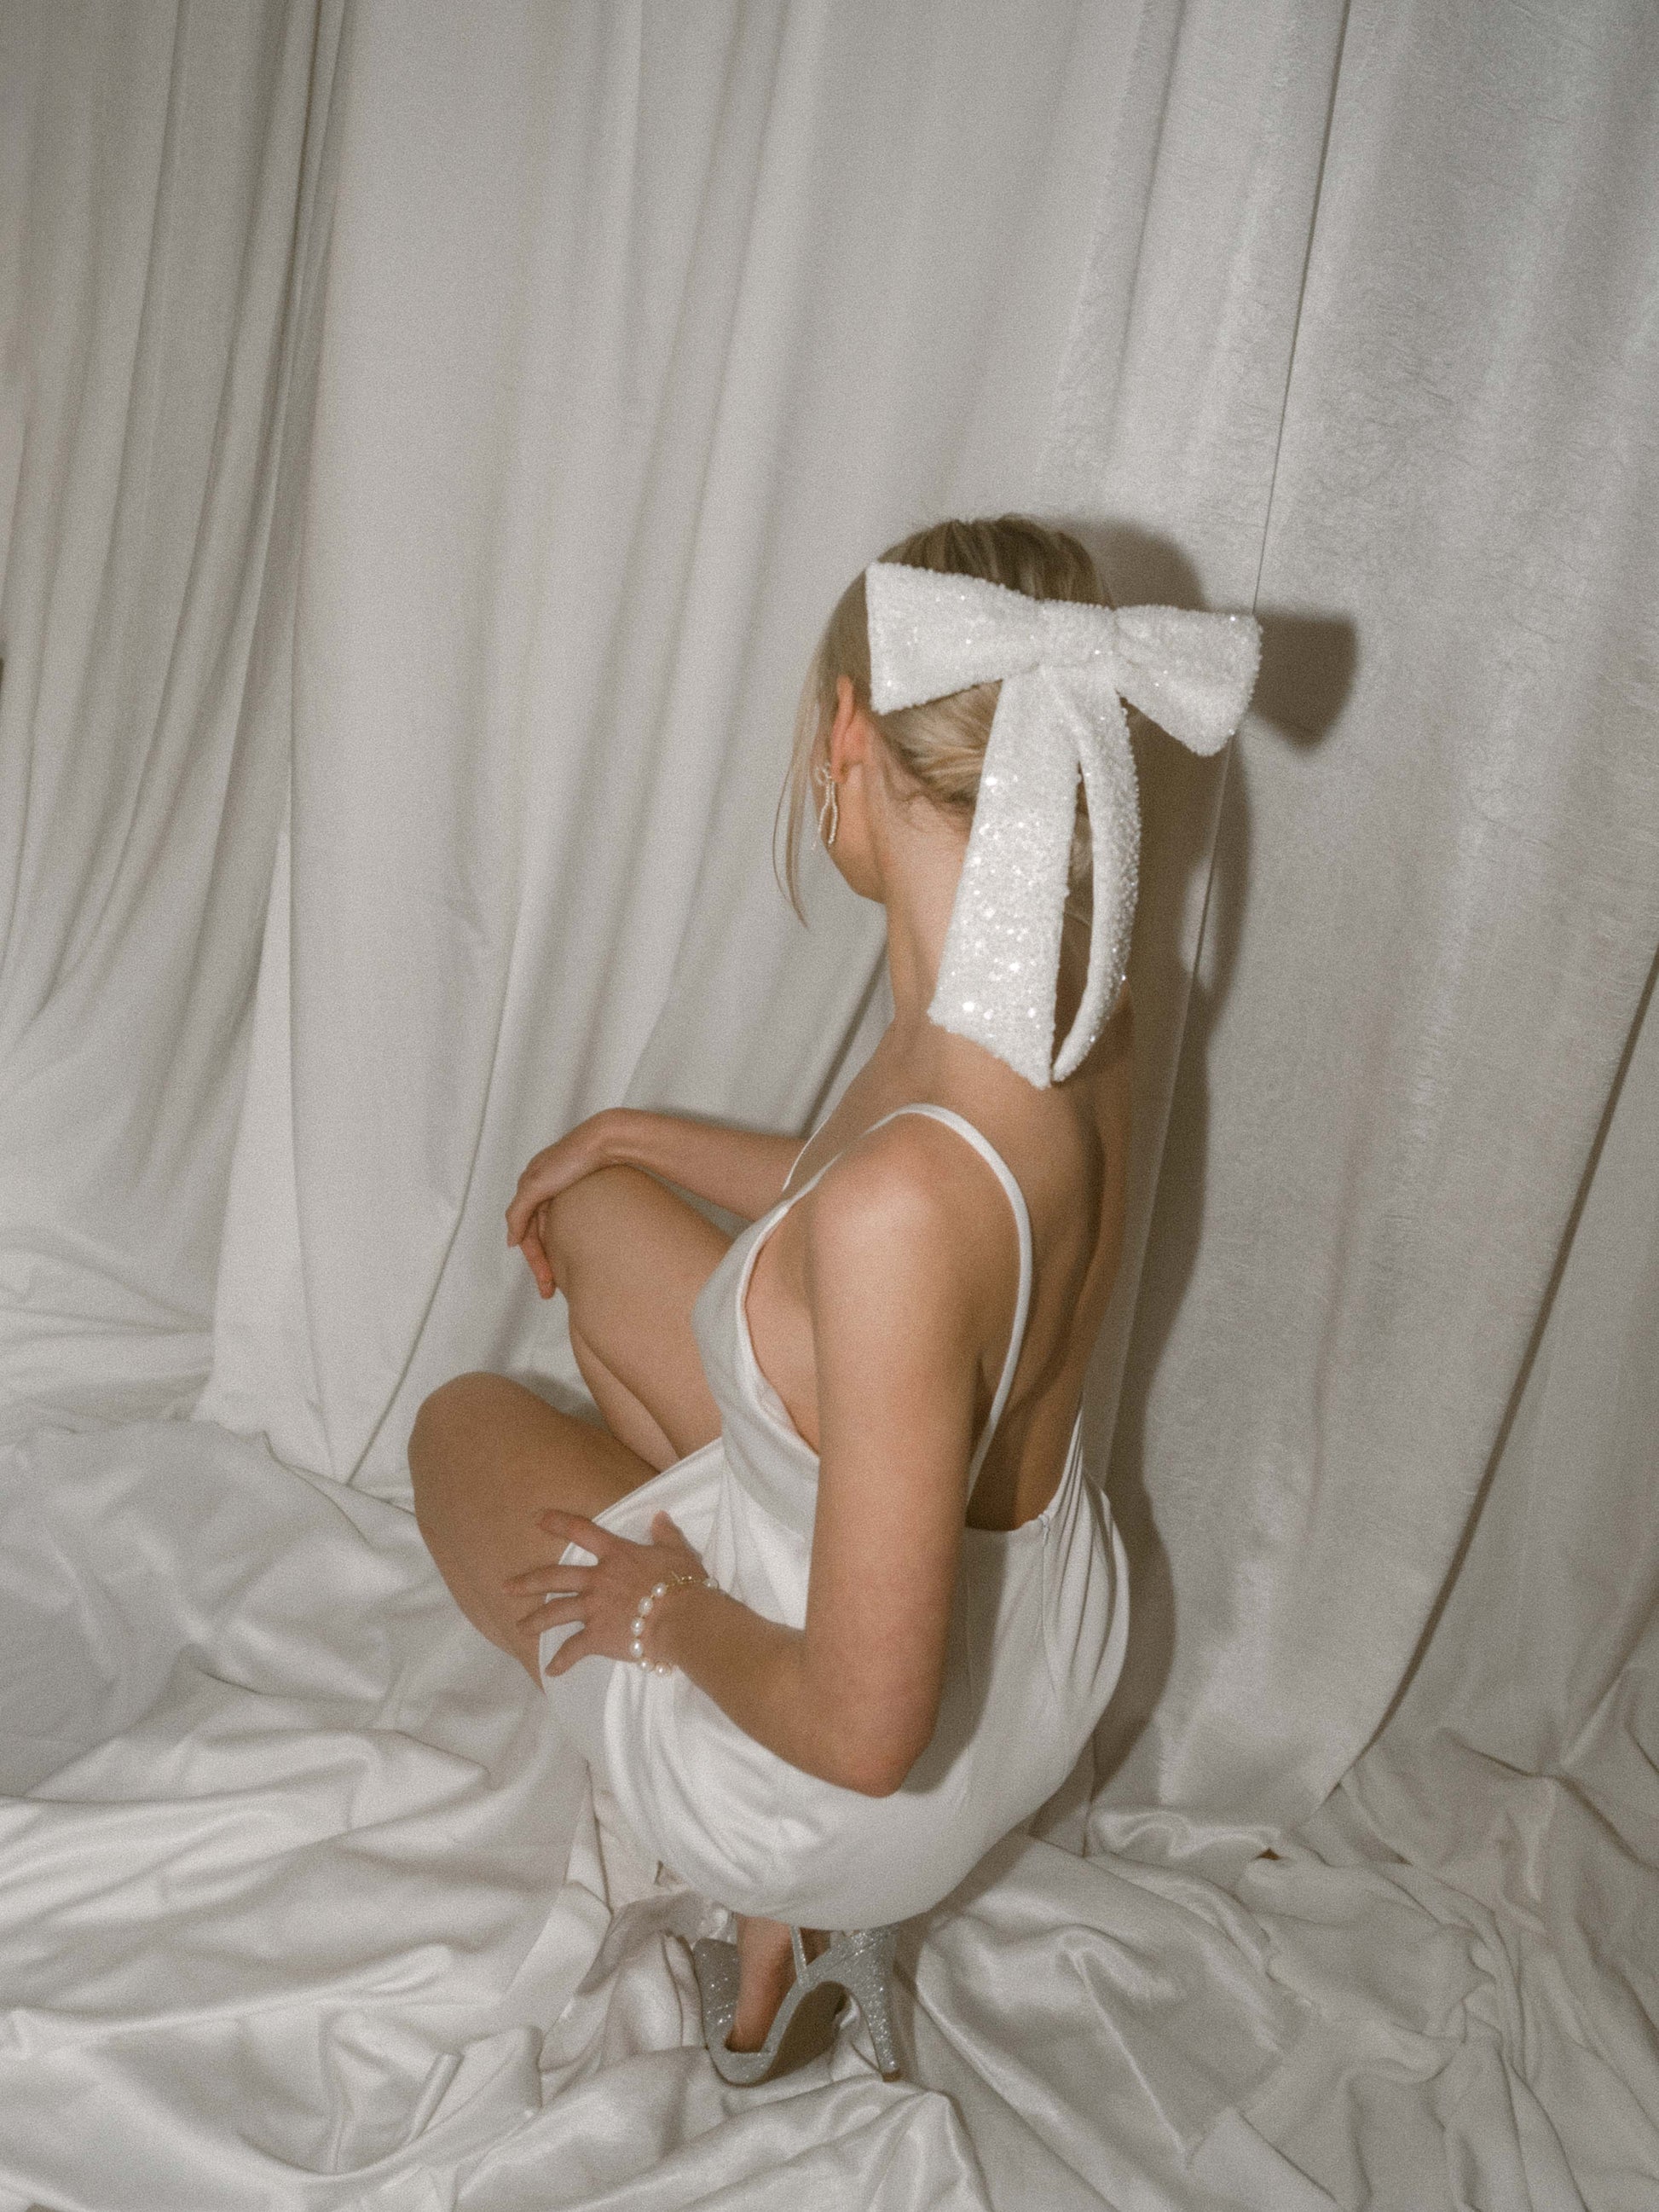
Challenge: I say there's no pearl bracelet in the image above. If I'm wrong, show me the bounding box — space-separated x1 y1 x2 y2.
628 1572 715 1675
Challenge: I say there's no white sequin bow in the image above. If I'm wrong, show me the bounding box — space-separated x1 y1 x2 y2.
864 561 1262 1087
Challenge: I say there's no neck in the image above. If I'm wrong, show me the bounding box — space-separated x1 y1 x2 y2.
875 808 968 1037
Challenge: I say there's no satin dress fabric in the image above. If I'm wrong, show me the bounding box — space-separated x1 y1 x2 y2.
540 1104 1129 1929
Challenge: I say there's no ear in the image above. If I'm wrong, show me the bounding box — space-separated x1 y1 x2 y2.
827 672 876 779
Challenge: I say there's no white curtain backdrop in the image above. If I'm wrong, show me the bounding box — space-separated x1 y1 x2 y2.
1 3 1655 2209
0 0 327 1434
1095 0 1659 1861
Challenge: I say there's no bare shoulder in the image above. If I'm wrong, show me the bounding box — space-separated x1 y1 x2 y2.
805 1112 983 1243
798 1113 1010 1314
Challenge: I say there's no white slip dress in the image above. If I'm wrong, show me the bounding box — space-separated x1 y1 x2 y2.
540 1103 1130 1931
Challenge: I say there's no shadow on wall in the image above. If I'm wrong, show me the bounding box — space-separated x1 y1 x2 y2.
1072 521 1356 1791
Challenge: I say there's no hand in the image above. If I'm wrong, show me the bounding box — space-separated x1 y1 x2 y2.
505 1507 710 1676
505 1111 623 1297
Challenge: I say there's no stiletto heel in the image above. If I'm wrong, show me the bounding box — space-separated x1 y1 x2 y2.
835 1925 900 2081
691 1925 903 2086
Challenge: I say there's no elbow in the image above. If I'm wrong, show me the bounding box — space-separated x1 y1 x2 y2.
845 1757 913 1799
821 1721 934 1799
805 1669 942 1796
828 1750 913 1798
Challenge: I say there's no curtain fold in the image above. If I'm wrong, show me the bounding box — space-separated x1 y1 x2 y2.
1093 0 1659 1862
0 0 338 1439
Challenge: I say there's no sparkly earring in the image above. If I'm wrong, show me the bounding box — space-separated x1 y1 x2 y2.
813 762 840 848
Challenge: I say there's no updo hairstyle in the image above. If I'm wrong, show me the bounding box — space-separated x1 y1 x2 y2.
777 513 1111 918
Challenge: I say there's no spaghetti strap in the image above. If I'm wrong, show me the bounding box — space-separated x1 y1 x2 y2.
864 1104 1033 1482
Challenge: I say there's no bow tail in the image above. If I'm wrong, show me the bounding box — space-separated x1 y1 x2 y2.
1052 688 1140 1084
928 668 1078 1089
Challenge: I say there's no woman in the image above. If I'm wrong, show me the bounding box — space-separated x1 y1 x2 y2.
409 515 1257 2083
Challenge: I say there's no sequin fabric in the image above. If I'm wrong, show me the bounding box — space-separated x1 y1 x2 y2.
864 562 1262 1086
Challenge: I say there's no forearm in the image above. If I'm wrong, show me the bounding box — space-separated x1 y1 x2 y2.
650 1584 891 1794
599 1109 801 1222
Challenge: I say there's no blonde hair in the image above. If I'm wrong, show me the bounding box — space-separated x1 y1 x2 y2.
777 513 1111 918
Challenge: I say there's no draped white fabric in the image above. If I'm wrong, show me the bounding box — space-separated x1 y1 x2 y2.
1096 0 1659 1860
1 3 1655 2209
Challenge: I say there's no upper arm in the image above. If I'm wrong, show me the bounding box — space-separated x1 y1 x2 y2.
797 1128 1014 1792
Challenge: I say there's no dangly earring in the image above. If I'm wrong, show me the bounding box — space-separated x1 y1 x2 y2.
812 761 840 848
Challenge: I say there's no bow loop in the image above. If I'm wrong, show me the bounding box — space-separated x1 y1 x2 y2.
862 561 1260 1087
865 564 1066 710
1102 605 1261 757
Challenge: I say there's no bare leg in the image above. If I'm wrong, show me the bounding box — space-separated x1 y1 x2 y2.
409 1371 656 1682
410 1166 731 1678
540 1165 727 1462
568 1317 677 1468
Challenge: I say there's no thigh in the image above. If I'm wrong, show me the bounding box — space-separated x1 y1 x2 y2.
409 1371 656 1682
543 1165 729 1461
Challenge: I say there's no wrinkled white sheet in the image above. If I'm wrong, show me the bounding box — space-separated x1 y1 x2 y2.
5 1416 1655 2209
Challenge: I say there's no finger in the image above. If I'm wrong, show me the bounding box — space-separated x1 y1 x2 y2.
650 1512 694 1551
506 1155 565 1245
515 1595 583 1632
535 1507 623 1555
517 1228 555 1298
505 1173 548 1246
502 1562 592 1595
544 1629 594 1678
527 1211 558 1296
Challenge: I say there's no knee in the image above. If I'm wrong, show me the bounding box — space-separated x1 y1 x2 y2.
540 1165 655 1301
408 1370 508 1519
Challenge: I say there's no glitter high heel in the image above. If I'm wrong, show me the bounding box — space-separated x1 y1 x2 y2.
691 1925 901 2086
